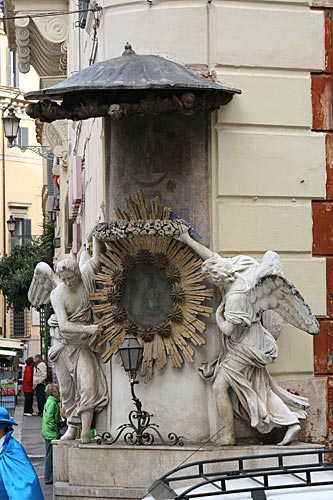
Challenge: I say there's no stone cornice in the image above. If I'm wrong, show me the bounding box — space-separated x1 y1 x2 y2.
3 0 16 50
0 92 28 115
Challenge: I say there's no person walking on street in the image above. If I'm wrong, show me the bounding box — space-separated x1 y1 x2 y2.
22 357 34 417
0 406 44 499
34 354 47 416
42 383 60 485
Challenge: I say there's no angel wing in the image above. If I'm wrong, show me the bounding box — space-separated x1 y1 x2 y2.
28 262 61 307
247 273 320 335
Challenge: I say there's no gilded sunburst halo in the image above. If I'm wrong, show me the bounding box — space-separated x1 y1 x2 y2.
91 191 213 382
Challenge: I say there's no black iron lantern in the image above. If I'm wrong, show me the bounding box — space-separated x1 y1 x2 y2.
6 215 16 235
2 108 20 146
99 333 183 446
119 335 143 378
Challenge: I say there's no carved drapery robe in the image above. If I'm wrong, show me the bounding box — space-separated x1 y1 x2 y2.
49 260 108 425
199 255 308 434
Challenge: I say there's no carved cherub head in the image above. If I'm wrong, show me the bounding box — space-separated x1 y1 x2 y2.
108 104 124 120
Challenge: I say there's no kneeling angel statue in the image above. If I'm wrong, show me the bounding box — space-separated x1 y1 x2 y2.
176 227 320 446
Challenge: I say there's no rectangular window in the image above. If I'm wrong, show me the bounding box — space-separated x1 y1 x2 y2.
11 218 32 248
7 51 19 88
65 196 74 253
78 0 89 28
17 127 29 148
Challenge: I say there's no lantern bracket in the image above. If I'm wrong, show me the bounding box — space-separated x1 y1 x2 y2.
97 377 184 447
9 144 54 160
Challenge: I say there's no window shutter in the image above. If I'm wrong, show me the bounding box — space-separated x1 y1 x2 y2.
18 127 29 147
22 219 32 243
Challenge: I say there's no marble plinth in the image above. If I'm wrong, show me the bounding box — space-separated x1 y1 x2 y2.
53 440 324 500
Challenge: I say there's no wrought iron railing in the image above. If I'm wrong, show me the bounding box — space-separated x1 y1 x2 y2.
148 448 333 500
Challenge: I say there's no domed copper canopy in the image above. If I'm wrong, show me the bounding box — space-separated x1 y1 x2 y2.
24 43 241 122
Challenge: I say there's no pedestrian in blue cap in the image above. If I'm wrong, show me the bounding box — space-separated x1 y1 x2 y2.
0 406 44 499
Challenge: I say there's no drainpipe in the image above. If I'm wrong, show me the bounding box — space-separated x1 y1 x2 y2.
206 0 213 76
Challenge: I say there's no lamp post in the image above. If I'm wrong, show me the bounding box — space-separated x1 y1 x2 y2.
99 335 183 446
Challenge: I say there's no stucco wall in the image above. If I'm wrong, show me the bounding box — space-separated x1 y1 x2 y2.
69 0 326 377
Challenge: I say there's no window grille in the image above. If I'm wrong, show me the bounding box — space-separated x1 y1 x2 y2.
11 309 31 338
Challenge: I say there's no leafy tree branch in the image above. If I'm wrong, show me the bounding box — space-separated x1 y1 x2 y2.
0 221 54 312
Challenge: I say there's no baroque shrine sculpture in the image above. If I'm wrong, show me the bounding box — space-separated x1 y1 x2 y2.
175 227 320 446
28 240 109 443
29 190 319 447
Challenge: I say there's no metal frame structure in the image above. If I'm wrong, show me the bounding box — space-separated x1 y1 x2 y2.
98 377 183 447
148 449 333 500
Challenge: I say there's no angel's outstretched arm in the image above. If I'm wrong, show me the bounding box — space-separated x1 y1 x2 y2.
79 233 107 276
176 225 214 261
92 235 106 259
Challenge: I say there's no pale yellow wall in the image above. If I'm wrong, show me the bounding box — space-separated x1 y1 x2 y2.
0 27 43 340
210 2 325 376
0 24 8 87
64 0 326 377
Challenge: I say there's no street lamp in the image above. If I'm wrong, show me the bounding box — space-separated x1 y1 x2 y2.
119 334 143 379
6 215 16 235
2 108 20 146
99 335 183 446
2 107 53 159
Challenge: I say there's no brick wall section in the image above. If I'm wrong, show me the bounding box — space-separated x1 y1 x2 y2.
312 202 333 255
313 8 333 444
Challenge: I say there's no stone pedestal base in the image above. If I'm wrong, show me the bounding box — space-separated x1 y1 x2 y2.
53 440 323 499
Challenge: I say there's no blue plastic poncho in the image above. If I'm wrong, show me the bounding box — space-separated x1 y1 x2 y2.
0 429 44 500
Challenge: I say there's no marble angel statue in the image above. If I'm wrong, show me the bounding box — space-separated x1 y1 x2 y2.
28 238 109 443
176 228 320 446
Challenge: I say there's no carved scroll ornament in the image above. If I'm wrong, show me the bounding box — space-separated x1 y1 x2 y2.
15 16 68 76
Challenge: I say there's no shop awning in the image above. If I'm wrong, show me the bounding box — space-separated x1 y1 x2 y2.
0 350 17 357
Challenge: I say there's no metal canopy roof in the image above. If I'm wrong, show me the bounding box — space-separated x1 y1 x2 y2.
24 43 240 101
24 44 241 122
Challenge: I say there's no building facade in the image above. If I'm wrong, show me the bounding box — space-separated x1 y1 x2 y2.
0 18 44 355
2 0 332 445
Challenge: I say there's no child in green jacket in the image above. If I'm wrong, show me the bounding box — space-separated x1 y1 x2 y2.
41 383 60 485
